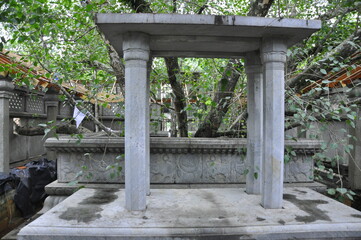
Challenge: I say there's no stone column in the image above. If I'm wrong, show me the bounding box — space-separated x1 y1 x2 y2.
261 38 287 209
245 52 263 195
145 60 152 196
123 32 150 211
0 77 14 173
349 108 361 190
44 87 59 161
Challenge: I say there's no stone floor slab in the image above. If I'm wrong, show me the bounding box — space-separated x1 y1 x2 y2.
18 187 361 239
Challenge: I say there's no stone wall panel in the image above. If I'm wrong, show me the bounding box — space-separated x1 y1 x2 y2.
49 136 320 184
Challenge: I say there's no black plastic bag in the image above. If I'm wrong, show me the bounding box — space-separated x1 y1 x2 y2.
0 172 18 195
11 158 57 218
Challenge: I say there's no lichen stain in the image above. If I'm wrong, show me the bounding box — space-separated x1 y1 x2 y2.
59 189 118 223
283 193 331 223
80 189 118 205
272 157 281 173
294 189 307 194
177 235 253 240
278 219 285 225
59 206 102 223
214 15 228 25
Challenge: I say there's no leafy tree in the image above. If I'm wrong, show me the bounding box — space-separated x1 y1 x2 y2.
0 0 359 138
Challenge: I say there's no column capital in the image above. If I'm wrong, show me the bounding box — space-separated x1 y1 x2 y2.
0 78 14 96
45 101 59 108
261 37 287 63
262 52 286 63
123 32 150 61
44 91 59 103
244 52 262 74
0 91 13 99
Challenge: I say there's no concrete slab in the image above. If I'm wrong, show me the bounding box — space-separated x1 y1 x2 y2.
96 14 321 58
18 187 361 239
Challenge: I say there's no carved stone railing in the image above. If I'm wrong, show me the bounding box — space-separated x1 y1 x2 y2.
45 134 321 184
9 88 47 118
8 87 111 120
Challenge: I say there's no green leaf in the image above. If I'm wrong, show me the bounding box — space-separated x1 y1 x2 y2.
336 188 347 195
320 69 327 75
346 193 354 201
349 190 356 195
254 172 258 179
327 171 334 180
327 188 336 195
284 154 290 163
42 128 51 140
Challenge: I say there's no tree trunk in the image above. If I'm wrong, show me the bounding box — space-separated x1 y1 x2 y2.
194 1 275 137
247 0 275 17
195 61 242 137
164 57 188 137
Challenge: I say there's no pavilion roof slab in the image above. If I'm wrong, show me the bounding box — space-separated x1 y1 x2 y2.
96 13 321 58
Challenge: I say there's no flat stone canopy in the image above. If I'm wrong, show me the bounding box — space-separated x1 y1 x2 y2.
96 13 321 58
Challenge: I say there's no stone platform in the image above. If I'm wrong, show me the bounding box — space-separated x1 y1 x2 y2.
18 187 361 239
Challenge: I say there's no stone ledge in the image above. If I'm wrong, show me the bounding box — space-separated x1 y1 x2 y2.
44 180 327 196
18 187 361 240
45 136 321 154
50 135 321 184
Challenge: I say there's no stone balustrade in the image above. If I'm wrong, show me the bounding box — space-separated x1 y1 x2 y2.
45 134 321 184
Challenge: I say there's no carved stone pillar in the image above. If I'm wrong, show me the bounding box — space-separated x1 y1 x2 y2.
44 87 59 161
261 38 287 209
123 32 150 211
0 77 14 172
245 52 263 195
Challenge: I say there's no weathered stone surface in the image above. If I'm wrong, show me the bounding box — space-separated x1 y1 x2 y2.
46 135 320 184
349 108 361 190
0 78 14 172
96 14 321 58
245 52 263 194
123 31 151 210
261 38 287 208
18 187 361 240
94 13 323 212
44 88 59 161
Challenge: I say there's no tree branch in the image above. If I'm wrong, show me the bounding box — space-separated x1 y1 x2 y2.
83 60 115 75
247 0 275 17
197 4 208 14
288 28 361 92
319 6 359 21
121 0 152 13
195 61 242 137
95 27 125 96
287 7 357 74
35 57 117 136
